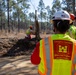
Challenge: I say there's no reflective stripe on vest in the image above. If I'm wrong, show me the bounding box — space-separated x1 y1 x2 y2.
72 43 76 75
38 37 53 75
44 37 53 75
38 39 47 75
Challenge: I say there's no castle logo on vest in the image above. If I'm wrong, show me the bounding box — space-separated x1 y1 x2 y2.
53 40 73 60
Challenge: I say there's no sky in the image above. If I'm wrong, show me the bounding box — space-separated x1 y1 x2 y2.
29 0 53 12
28 0 71 13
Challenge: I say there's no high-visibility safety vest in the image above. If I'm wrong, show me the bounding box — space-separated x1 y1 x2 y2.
38 34 76 75
26 28 31 35
66 25 76 39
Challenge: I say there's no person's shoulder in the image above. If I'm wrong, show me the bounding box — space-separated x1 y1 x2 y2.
69 25 75 30
72 25 76 30
69 37 76 42
72 25 76 28
74 26 76 29
40 36 52 41
36 42 40 47
26 28 30 31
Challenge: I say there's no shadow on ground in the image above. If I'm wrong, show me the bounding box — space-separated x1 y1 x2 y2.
0 56 38 75
0 38 39 75
2 38 37 57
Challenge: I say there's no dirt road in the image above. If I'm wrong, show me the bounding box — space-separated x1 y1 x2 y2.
0 55 38 75
0 33 51 75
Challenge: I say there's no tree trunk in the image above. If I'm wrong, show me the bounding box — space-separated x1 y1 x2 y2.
35 10 41 41
7 0 10 33
18 11 20 33
72 0 75 14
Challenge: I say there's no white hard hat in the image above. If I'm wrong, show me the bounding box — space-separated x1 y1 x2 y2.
52 10 70 20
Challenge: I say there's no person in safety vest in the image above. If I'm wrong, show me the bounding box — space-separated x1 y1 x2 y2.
31 10 76 75
66 13 76 39
25 25 35 40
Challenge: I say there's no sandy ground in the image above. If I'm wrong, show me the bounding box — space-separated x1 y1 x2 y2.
0 32 51 39
0 32 51 75
0 55 38 75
